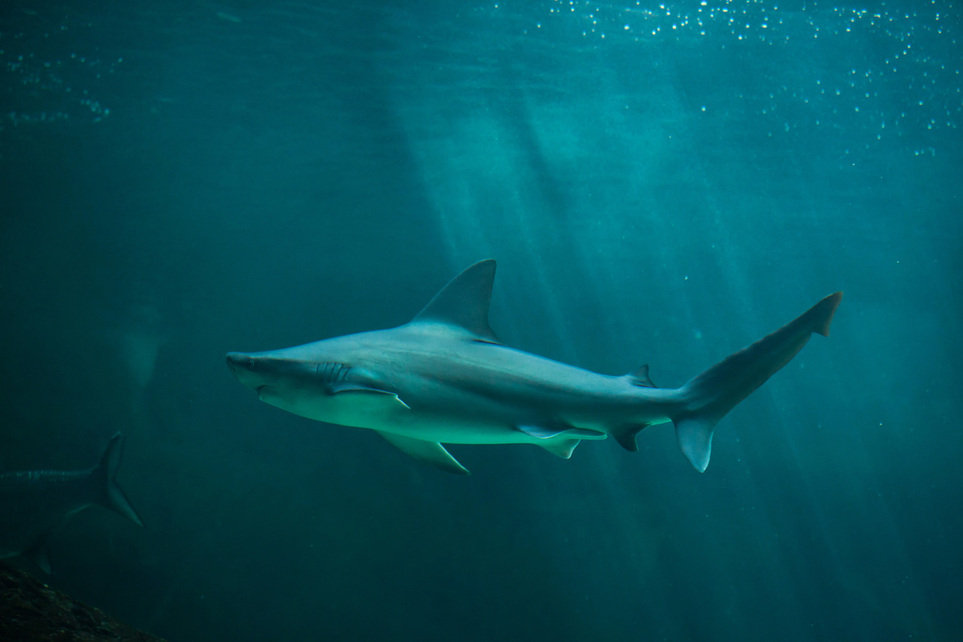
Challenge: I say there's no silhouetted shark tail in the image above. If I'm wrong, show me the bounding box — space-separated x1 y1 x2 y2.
93 433 145 527
672 292 842 472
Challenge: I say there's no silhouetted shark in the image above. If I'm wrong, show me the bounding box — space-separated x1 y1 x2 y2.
0 433 143 572
227 260 841 474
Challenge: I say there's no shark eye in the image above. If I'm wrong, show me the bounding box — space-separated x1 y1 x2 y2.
246 358 256 370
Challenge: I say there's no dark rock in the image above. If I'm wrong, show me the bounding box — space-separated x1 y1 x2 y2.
0 564 165 641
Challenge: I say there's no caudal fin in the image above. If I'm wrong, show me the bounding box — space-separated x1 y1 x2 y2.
93 433 145 527
673 292 842 472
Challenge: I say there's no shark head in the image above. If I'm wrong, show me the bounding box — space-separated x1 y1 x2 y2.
226 260 501 431
226 340 412 427
226 350 326 413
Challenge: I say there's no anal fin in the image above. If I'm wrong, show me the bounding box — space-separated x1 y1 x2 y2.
377 432 469 475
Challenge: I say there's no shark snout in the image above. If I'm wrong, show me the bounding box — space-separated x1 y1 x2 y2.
226 352 261 389
226 351 300 391
226 350 320 406
226 352 253 371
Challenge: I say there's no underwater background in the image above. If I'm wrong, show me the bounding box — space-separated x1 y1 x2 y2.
1 1 960 640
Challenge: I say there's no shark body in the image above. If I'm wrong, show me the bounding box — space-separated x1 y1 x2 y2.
227 260 841 474
0 433 143 572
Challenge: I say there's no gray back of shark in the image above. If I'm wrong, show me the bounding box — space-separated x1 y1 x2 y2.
0 433 144 573
227 260 841 474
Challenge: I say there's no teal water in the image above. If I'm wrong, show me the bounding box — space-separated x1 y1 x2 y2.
1 1 960 640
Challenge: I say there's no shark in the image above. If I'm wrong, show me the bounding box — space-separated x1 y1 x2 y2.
0 433 144 572
227 260 841 474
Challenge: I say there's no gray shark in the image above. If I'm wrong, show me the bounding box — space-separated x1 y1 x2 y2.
227 260 841 474
0 433 143 572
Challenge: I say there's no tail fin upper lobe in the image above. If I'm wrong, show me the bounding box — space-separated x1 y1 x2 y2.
93 433 145 527
673 292 842 472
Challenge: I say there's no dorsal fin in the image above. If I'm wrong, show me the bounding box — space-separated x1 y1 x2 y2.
411 260 500 342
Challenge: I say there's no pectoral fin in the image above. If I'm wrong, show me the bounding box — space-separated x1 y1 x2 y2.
329 383 411 409
377 432 470 475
